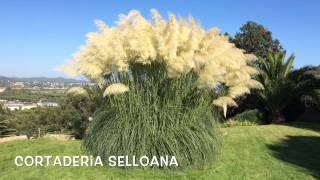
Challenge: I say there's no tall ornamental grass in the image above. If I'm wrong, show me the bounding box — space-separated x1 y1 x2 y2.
60 10 262 167
84 62 221 167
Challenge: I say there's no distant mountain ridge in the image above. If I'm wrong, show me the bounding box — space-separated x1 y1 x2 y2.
0 76 88 83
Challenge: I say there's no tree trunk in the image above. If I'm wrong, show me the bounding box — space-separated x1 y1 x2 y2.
272 112 286 124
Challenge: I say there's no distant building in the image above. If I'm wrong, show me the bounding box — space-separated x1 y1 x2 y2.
3 103 22 111
0 99 7 103
21 103 38 110
12 82 25 88
3 100 58 111
3 102 37 111
37 101 58 107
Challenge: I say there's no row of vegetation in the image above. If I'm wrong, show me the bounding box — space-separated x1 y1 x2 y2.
0 88 65 102
1 11 319 169
0 86 101 139
228 21 320 124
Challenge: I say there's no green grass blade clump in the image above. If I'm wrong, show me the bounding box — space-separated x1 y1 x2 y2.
83 62 221 168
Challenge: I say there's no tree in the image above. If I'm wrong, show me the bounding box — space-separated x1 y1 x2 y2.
227 21 284 119
257 52 295 123
290 66 320 106
64 85 103 139
0 119 16 137
284 66 320 120
232 21 283 60
59 105 83 138
0 104 16 137
256 53 320 123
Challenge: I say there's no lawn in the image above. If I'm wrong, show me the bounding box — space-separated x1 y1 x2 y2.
0 123 319 179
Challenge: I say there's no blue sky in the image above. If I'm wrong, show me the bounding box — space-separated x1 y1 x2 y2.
0 0 319 78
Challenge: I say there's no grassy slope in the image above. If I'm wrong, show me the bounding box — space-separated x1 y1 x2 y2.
0 123 319 180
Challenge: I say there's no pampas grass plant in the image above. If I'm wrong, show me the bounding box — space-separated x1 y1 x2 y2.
61 10 261 168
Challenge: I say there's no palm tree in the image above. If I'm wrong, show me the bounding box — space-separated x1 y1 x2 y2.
257 52 320 123
257 52 295 123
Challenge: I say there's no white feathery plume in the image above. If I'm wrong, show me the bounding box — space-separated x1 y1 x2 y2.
60 9 262 116
103 83 129 96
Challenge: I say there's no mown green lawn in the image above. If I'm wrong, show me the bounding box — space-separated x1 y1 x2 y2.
0 123 319 179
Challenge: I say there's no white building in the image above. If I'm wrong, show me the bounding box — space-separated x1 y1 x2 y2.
37 101 59 107
3 103 37 111
3 100 59 111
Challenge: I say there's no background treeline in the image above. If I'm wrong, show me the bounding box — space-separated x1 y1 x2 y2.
227 21 320 124
0 88 65 102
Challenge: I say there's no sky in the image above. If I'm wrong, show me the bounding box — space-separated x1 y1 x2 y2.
0 0 319 78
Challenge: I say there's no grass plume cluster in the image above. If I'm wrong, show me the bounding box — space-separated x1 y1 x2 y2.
60 9 262 113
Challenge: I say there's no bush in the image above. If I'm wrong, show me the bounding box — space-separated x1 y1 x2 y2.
0 120 16 137
224 109 263 127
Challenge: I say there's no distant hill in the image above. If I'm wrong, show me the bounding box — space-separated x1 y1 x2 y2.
0 76 88 83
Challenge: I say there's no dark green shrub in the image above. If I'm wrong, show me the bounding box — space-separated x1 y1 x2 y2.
224 109 263 127
0 120 16 137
